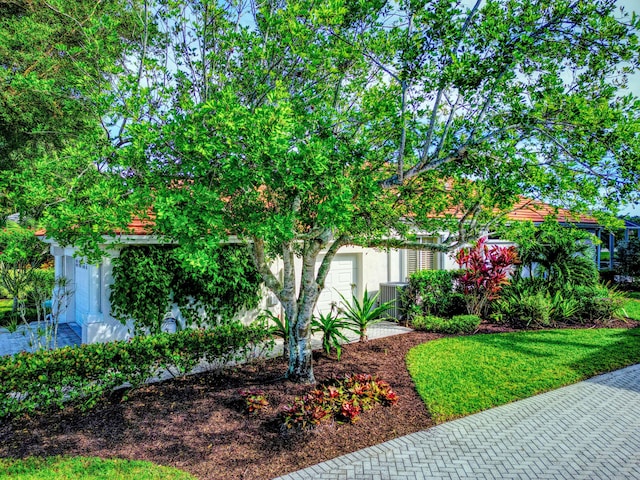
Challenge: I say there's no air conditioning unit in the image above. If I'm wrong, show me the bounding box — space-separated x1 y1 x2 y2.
379 282 409 320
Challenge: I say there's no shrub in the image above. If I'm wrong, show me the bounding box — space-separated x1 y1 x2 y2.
403 270 458 319
492 292 553 328
455 237 518 316
411 314 480 334
0 321 272 419
571 285 625 324
110 245 262 334
281 374 398 430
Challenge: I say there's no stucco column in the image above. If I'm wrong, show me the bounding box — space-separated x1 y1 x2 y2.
86 264 103 321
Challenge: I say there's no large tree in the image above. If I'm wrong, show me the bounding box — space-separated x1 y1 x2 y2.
23 0 640 382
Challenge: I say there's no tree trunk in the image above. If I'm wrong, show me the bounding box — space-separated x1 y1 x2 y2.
249 234 343 384
285 302 315 383
284 242 323 384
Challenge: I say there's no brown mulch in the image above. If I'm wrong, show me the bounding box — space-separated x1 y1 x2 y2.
1 320 638 480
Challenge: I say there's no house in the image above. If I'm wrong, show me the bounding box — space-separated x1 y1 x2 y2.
39 198 604 345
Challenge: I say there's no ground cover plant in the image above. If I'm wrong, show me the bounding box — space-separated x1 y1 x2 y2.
0 456 195 480
406 327 640 423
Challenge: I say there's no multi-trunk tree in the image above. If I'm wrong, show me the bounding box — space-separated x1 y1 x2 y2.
20 0 640 383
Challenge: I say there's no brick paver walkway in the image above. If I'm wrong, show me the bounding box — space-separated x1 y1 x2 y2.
276 364 640 480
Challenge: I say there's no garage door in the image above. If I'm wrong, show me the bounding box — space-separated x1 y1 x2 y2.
315 254 358 316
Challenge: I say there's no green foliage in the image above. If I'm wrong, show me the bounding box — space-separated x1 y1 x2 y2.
492 291 553 328
492 279 623 328
0 0 144 218
110 245 261 334
281 374 398 430
411 314 480 334
407 328 640 423
570 285 626 324
403 270 460 319
0 456 196 480
311 311 353 360
0 222 50 311
503 219 599 289
261 310 289 359
0 321 272 419
338 290 396 342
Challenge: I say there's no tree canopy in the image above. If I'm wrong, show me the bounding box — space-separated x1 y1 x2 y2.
0 0 144 217
16 0 640 382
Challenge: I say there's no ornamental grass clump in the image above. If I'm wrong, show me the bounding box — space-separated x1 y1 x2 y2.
281 374 398 430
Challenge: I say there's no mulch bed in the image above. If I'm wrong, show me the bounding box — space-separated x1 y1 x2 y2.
1 320 638 480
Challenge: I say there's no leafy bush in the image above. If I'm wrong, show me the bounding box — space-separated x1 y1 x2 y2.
502 219 599 290
411 314 480 334
311 311 352 360
110 245 262 334
492 291 553 328
0 321 272 419
403 270 460 319
281 374 398 430
493 279 622 327
455 237 518 316
570 285 625 324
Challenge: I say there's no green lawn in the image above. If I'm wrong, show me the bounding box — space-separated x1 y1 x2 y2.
406 328 640 423
0 456 195 480
621 298 640 320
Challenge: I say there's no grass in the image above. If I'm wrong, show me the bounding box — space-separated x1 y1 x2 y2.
0 456 195 480
406 328 640 423
621 298 640 320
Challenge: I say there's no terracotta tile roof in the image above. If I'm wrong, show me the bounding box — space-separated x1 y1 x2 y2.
505 197 598 225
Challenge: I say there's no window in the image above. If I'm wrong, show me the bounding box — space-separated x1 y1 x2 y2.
407 237 440 274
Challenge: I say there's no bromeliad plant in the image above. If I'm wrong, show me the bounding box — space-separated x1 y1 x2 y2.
455 237 518 317
338 290 396 342
239 389 269 415
281 374 398 430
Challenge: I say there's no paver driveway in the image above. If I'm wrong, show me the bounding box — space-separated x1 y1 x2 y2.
275 364 640 480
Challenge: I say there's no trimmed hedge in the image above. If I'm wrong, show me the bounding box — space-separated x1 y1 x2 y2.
0 321 272 418
403 270 463 319
411 314 481 334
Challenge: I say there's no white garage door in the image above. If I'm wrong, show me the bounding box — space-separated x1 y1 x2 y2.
315 254 358 316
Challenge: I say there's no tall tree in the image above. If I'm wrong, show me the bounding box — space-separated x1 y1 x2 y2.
24 0 640 383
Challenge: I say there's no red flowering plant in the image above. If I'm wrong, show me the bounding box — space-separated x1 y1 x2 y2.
455 237 518 317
